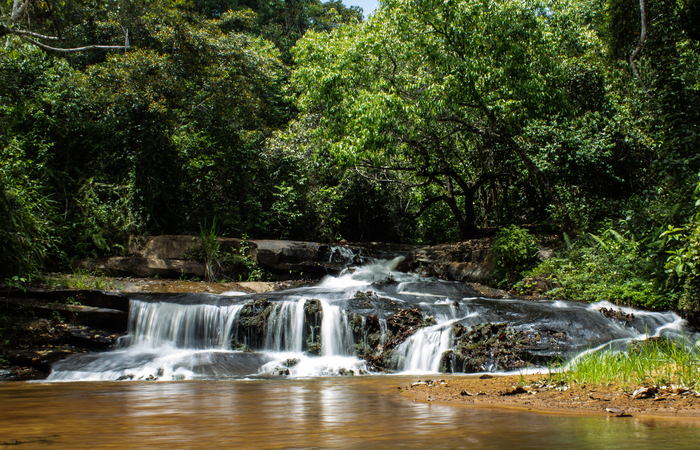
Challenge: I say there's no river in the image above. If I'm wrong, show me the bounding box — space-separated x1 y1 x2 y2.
2 376 699 448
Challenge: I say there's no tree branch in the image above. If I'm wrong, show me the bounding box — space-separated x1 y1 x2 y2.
11 0 31 23
12 29 63 41
401 195 449 219
18 35 128 53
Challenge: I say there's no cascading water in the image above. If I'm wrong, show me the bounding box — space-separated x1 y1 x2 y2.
48 254 700 381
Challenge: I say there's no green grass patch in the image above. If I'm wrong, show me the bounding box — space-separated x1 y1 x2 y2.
550 338 700 388
39 271 124 291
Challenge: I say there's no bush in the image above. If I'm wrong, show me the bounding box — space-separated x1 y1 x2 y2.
661 176 700 311
526 227 669 309
491 225 539 287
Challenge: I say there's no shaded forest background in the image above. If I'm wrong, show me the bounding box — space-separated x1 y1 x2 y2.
1 0 699 311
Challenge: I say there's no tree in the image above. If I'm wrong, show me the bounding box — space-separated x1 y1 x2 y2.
1 2 292 261
191 0 363 62
290 0 627 238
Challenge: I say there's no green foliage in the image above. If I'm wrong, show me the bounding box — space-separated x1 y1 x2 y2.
0 0 698 308
527 227 668 309
70 178 141 258
0 137 58 277
492 226 539 287
41 272 123 291
190 223 267 282
661 174 700 310
198 219 222 283
289 0 627 237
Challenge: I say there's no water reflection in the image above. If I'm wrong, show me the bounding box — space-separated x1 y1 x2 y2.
1 377 699 449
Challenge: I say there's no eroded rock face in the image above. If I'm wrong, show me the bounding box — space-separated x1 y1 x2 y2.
71 235 510 282
73 257 206 278
128 235 242 259
75 238 369 279
373 240 496 283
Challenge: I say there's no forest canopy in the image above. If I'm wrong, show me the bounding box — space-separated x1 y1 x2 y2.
2 0 700 310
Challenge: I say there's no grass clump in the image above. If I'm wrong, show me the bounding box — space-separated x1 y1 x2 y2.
40 271 123 291
557 338 700 388
187 220 268 282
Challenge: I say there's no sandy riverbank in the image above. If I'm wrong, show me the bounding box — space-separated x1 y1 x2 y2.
399 374 700 420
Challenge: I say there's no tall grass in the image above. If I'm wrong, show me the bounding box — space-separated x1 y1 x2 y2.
557 338 700 387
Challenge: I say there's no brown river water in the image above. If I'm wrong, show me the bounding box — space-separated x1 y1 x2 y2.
2 376 699 449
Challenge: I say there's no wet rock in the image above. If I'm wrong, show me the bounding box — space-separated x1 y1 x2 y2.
6 347 78 373
632 386 658 399
502 386 529 396
362 309 435 371
387 309 425 334
252 240 364 276
599 307 635 324
605 408 630 417
303 299 323 355
440 322 534 373
353 314 385 360
233 298 273 350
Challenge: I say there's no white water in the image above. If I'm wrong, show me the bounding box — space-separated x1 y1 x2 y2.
47 256 700 381
396 321 455 373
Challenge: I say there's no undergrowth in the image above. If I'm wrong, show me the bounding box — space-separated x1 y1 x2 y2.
187 220 268 282
523 227 669 310
40 271 123 291
492 225 539 288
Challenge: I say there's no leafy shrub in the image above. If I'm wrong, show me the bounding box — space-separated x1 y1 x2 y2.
526 228 668 309
69 178 142 258
189 222 268 282
661 175 700 311
492 225 539 287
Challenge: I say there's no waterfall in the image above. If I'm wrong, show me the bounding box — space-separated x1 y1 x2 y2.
47 259 700 382
128 301 244 350
264 301 306 352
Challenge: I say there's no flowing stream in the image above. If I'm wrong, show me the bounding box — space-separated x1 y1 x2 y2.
48 256 698 381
